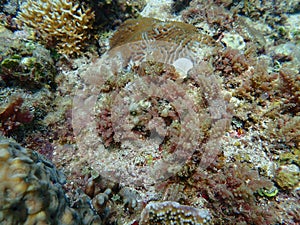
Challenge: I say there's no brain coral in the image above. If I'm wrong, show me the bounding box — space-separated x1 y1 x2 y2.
17 0 95 56
109 17 207 48
109 17 219 61
0 136 101 225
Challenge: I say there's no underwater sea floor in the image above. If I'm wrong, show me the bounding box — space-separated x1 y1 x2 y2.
0 0 299 224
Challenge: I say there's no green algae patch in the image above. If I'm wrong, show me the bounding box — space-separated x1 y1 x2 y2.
275 164 300 190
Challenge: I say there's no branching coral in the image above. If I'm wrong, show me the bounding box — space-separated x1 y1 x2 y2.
17 0 95 56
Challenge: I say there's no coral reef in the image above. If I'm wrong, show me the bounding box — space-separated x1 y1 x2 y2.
275 164 300 190
110 17 198 48
1 0 299 224
119 187 142 212
0 136 101 224
182 0 235 38
89 18 228 163
79 174 143 224
140 0 174 21
1 0 19 15
226 0 300 26
0 83 59 160
275 148 300 190
17 0 95 56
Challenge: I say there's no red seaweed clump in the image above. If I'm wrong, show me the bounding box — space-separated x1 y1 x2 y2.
188 161 278 224
0 96 33 136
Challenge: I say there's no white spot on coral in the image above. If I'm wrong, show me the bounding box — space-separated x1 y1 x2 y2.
221 32 245 50
172 57 193 78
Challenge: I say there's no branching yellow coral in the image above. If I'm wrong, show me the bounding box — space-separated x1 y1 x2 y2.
17 0 95 56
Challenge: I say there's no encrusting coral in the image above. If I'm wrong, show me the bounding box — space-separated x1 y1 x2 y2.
17 0 95 56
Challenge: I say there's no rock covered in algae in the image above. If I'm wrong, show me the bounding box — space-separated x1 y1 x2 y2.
275 164 300 190
0 136 101 225
0 25 56 90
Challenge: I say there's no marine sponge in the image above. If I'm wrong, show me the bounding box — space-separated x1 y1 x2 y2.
17 0 95 56
0 136 101 224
